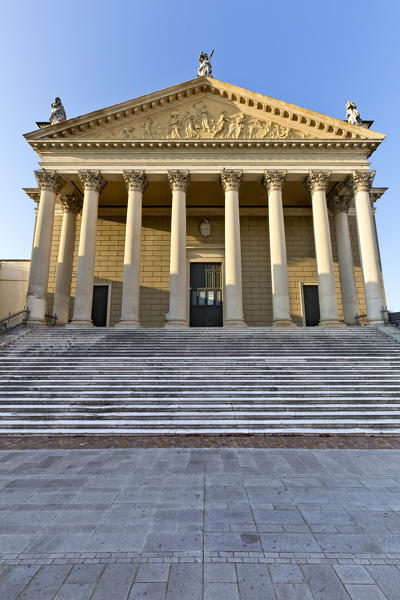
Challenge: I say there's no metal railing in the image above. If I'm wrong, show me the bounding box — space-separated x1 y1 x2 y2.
45 313 58 326
355 308 399 328
0 309 30 333
354 313 366 326
387 310 400 328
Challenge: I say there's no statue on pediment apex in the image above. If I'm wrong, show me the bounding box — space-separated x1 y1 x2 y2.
49 97 66 124
197 50 214 77
346 100 362 125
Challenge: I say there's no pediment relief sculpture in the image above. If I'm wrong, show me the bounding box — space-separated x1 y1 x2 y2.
87 103 309 141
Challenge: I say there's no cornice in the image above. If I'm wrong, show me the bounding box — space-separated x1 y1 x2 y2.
28 138 381 158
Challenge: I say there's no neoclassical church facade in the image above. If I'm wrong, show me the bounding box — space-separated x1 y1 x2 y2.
23 76 387 329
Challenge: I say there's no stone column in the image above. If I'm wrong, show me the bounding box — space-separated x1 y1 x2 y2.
165 170 190 328
27 169 64 325
350 170 385 324
305 171 342 326
263 170 295 327
220 169 246 327
327 194 359 325
53 194 82 325
69 171 106 326
116 171 147 327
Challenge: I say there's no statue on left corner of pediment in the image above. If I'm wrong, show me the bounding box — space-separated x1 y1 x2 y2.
197 49 214 77
346 100 362 125
49 97 66 124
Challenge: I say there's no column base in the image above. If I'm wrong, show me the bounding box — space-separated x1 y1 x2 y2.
366 319 384 326
224 319 247 328
66 320 94 328
165 320 188 329
115 320 141 328
27 319 47 327
318 319 347 328
272 319 296 328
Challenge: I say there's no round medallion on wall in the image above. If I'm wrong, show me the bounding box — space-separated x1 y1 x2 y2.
199 218 211 238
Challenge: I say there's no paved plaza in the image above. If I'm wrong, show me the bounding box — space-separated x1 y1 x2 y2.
1 448 400 598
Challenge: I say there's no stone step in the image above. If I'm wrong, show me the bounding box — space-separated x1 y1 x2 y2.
1 399 400 406
1 325 398 435
1 409 399 419
1 418 400 430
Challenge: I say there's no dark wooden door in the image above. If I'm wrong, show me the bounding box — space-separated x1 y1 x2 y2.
190 263 223 327
91 286 108 327
303 285 320 326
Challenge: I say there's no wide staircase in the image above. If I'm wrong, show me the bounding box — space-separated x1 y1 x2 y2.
0 326 399 434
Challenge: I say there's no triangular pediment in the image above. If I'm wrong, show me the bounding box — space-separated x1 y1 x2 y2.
25 77 385 145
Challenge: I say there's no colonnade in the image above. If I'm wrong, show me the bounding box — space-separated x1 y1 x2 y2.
26 168 385 328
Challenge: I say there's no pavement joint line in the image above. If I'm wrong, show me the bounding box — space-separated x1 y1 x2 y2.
4 551 400 565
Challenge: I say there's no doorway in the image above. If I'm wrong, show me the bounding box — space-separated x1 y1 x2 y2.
91 285 109 327
190 263 223 327
303 284 320 326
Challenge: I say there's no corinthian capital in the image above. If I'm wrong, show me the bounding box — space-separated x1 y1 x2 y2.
35 169 64 194
327 193 352 215
350 170 375 193
263 170 287 193
167 170 190 192
79 170 107 193
220 169 243 192
59 193 82 215
123 170 148 193
304 170 331 193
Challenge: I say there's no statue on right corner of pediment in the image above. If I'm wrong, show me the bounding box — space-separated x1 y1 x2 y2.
346 100 362 125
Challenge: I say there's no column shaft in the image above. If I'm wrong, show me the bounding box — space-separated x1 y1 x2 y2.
327 194 359 325
70 171 106 326
352 171 384 324
221 169 246 327
27 170 64 324
117 171 147 327
306 171 342 326
53 195 81 325
263 171 294 327
165 171 190 328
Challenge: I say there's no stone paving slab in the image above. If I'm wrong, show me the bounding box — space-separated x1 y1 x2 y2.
1 448 400 597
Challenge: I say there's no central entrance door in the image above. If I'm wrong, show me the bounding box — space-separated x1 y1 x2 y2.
190 263 223 327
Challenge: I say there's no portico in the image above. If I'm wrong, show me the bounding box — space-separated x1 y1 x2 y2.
23 76 387 328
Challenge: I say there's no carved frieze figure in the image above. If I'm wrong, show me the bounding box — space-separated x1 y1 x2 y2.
49 97 66 124
196 104 214 132
119 126 135 139
166 112 180 138
199 218 211 238
213 111 230 138
346 100 362 125
142 118 153 138
182 112 199 137
197 50 214 77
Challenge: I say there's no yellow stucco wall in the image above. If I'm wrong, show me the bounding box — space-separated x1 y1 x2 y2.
45 208 366 327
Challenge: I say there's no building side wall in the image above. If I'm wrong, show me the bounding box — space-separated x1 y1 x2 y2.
0 260 30 319
45 211 367 326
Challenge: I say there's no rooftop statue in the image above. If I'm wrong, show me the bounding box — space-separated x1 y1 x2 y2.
346 100 361 125
49 97 66 125
197 50 214 77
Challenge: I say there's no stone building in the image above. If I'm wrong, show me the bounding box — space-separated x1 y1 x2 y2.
23 76 387 329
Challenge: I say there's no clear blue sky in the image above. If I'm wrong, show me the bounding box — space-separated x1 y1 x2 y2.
1 0 399 309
